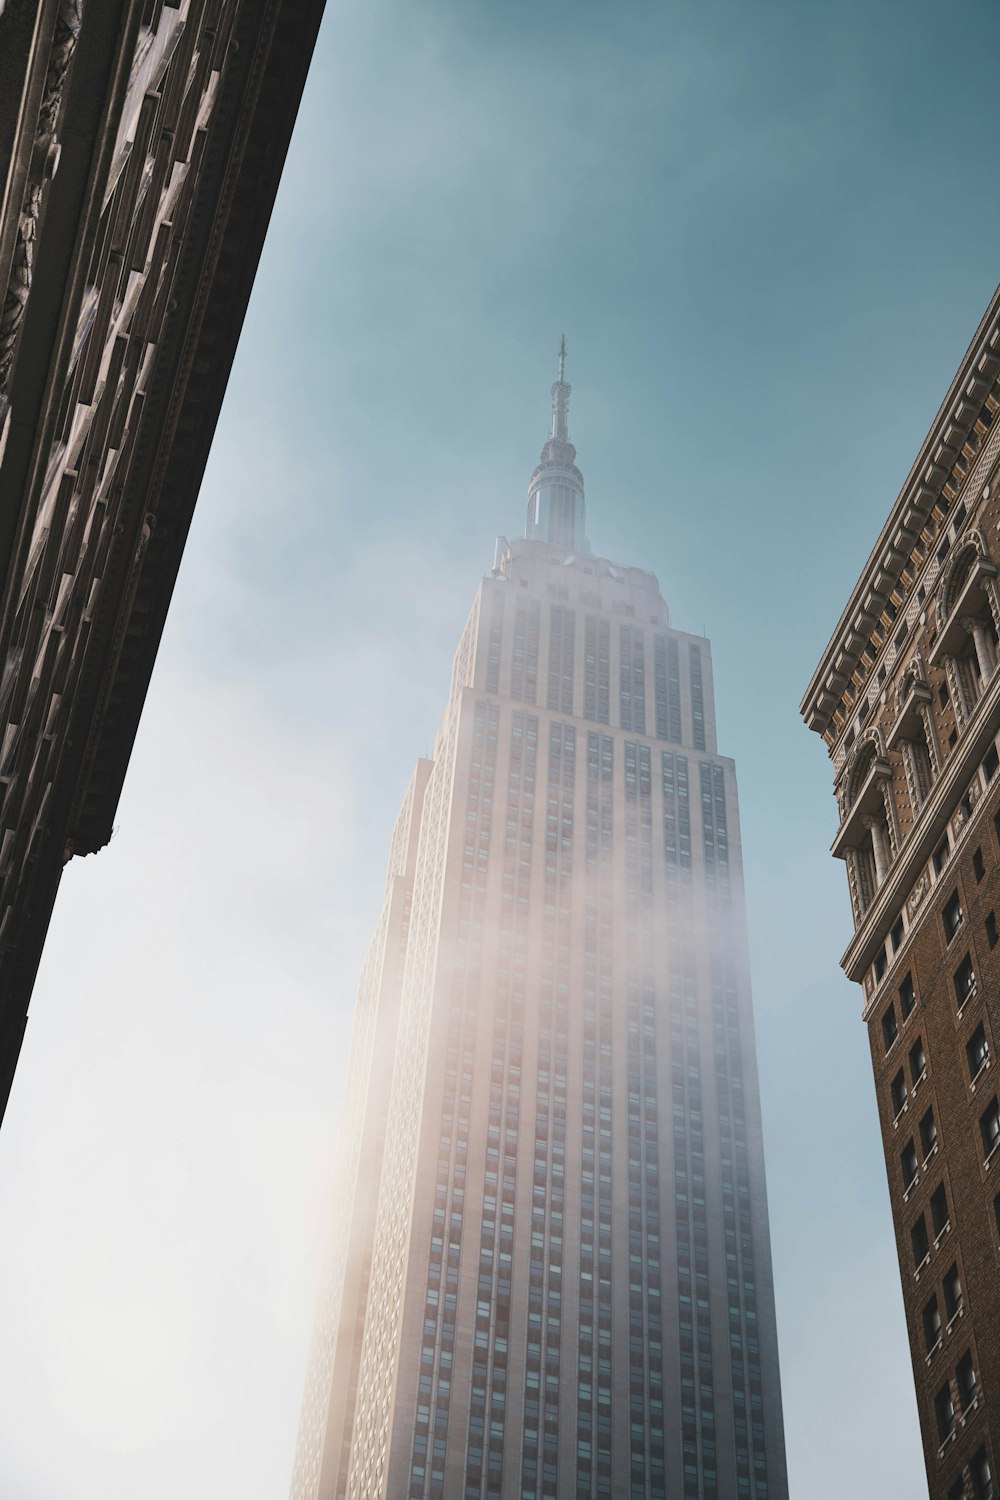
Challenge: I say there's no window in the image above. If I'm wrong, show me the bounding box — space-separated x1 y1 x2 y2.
957 1350 978 1412
874 948 888 983
987 911 999 949
935 835 951 875
974 847 986 882
954 954 976 1009
943 890 964 941
931 1182 950 1237
922 1293 942 1353
935 1379 956 1443
912 1213 930 1268
891 915 905 953
891 1069 907 1117
910 1036 927 1085
940 682 951 709
899 972 916 1019
967 1023 989 1082
882 1005 899 1052
980 1098 1000 1161
943 1262 962 1321
971 1446 994 1500
920 1108 938 1160
984 743 999 782
901 1139 919 1190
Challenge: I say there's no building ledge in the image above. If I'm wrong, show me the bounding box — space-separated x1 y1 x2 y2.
831 757 892 857
840 676 1000 981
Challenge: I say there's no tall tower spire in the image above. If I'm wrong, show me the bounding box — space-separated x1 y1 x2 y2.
526 337 589 552
551 333 570 441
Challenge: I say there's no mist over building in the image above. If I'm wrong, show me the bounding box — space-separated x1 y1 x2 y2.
802 289 1000 1499
292 347 788 1500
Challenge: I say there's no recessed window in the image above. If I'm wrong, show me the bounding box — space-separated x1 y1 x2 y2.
912 1213 930 1268
882 1005 899 1052
874 948 888 983
935 1379 956 1443
967 1023 989 1082
980 1098 1000 1161
934 835 951 874
923 1293 942 1353
949 729 958 750
910 1036 927 1084
943 1261 962 1321
987 911 998 949
899 972 916 1018
891 915 905 952
931 1181 950 1236
902 1139 919 1190
920 1108 939 1160
957 1350 978 1412
940 682 950 709
971 1446 993 1500
984 743 999 781
891 1068 907 1117
954 953 976 1009
974 846 986 882
943 890 964 941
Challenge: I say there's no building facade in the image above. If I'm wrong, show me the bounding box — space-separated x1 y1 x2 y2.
802 288 1000 1499
0 0 324 1123
292 351 788 1500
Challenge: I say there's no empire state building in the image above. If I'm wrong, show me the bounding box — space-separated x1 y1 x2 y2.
290 347 789 1500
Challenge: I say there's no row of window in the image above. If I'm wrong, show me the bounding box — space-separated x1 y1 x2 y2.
490 594 708 746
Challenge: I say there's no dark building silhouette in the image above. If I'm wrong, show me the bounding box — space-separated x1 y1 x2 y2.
292 350 788 1500
0 0 325 1123
803 287 1000 1499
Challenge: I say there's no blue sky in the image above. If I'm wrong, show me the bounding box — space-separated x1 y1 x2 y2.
2 1 1000 1496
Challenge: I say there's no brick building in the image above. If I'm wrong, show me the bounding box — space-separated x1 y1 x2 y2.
0 0 325 1124
802 288 1000 1499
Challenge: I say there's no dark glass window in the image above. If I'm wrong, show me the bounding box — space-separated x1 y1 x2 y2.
970 1446 993 1500
930 1182 949 1237
882 1005 899 1052
967 1023 989 1082
911 1214 929 1268
899 972 916 1018
901 1140 919 1189
920 1108 938 1159
943 889 963 940
980 1098 1000 1160
922 1294 942 1353
890 1069 907 1117
934 834 951 874
909 1036 927 1084
974 846 986 882
943 1263 962 1321
957 1350 977 1412
935 1380 955 1443
987 911 999 949
954 953 976 1008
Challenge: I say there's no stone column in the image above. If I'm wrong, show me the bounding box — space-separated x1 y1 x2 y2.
863 813 889 886
963 616 995 682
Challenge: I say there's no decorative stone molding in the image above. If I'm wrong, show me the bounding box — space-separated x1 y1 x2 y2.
0 0 83 396
908 870 929 918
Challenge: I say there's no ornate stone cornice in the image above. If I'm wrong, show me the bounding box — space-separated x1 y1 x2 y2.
801 285 1000 737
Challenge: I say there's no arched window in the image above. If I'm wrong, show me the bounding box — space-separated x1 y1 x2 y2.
931 533 1000 721
834 733 895 918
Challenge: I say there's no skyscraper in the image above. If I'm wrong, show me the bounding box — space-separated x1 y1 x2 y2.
292 348 788 1500
802 288 1000 1499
